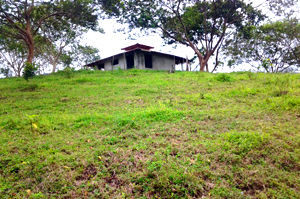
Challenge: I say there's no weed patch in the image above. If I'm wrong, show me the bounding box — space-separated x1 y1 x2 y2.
215 73 235 82
221 131 268 156
19 83 39 92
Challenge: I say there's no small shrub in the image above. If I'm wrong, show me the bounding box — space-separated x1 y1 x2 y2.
63 67 74 78
25 115 38 133
215 73 234 82
23 62 38 81
74 76 91 84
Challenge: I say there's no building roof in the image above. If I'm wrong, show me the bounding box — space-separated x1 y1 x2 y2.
121 43 154 51
86 44 188 67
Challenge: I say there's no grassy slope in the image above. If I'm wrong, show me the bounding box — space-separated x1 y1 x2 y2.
0 69 299 198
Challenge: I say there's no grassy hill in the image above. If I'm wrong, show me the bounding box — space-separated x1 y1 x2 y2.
0 69 300 198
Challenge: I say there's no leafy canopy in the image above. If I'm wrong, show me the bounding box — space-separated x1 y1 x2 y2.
117 0 264 71
0 0 99 63
225 18 300 72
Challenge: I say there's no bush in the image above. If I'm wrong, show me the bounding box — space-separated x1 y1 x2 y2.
63 67 74 78
23 62 38 81
215 73 234 82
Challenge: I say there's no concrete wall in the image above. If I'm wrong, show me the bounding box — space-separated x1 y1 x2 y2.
152 53 175 70
97 54 126 71
133 50 175 70
94 51 177 71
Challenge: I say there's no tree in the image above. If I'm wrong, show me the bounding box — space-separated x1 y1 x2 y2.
0 36 27 77
117 0 264 71
0 0 98 64
0 67 12 77
37 22 90 73
225 19 300 72
71 44 101 68
267 0 299 17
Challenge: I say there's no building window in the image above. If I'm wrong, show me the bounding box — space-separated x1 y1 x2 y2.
113 59 119 65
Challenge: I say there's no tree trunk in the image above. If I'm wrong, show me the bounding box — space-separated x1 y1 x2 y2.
194 50 208 72
52 63 57 73
27 44 34 63
198 57 208 72
17 69 21 77
24 24 35 64
50 54 59 74
26 35 35 64
184 56 188 71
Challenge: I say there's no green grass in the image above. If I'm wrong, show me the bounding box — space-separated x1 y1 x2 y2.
0 69 300 198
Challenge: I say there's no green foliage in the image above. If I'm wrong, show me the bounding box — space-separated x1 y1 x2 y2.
119 0 264 71
0 36 27 77
215 73 235 82
61 53 73 68
0 0 100 65
225 18 300 72
63 67 74 78
25 115 38 133
267 0 298 17
72 44 100 68
23 62 38 81
0 67 12 77
47 44 101 72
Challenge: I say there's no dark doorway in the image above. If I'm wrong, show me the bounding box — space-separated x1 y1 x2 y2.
113 59 119 65
126 55 134 69
98 63 104 70
145 54 152 69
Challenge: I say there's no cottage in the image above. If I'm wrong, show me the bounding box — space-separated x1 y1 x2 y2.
86 43 188 71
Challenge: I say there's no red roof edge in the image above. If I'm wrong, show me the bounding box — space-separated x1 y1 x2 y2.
121 43 154 51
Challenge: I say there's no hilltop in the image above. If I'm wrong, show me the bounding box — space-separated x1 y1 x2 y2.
0 70 299 198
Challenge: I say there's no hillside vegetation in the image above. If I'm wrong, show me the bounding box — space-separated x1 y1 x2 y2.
0 70 300 198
